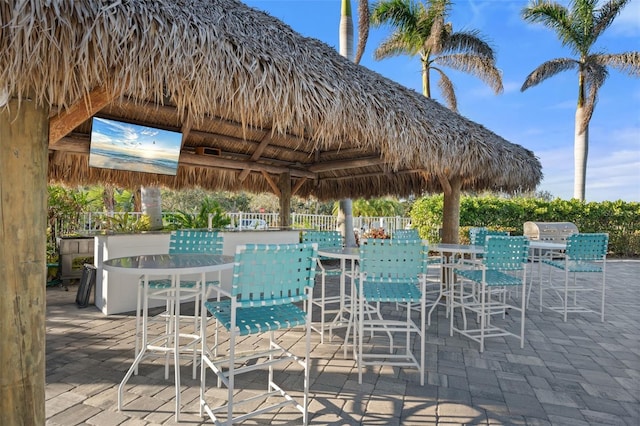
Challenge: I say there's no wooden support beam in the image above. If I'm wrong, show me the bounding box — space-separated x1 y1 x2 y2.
261 171 281 197
308 156 386 172
49 86 115 146
49 136 317 179
238 133 272 182
181 152 315 179
291 177 307 196
180 110 192 149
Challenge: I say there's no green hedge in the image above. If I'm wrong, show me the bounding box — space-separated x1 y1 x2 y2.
410 195 640 257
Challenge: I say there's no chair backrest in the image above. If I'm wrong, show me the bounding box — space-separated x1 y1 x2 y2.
472 228 509 246
359 238 428 283
483 236 529 271
301 230 343 249
231 243 318 307
566 233 608 261
393 228 421 241
468 227 487 244
169 230 223 254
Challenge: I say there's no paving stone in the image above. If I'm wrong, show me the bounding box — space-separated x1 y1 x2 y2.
48 403 102 426
534 389 582 408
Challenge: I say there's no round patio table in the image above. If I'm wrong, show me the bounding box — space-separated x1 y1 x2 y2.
103 253 234 422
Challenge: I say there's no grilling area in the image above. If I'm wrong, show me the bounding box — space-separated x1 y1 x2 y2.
524 222 580 243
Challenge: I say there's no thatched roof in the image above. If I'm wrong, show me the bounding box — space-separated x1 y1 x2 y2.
0 0 542 200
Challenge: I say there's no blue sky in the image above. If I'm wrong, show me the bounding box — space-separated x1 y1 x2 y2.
243 0 640 202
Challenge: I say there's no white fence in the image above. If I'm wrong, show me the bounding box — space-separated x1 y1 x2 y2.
51 211 411 240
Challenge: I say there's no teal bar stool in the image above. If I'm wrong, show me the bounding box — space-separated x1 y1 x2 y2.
200 243 317 425
452 236 530 352
355 238 428 385
540 233 608 322
301 230 344 343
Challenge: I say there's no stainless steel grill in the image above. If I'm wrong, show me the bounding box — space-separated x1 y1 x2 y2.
523 221 578 242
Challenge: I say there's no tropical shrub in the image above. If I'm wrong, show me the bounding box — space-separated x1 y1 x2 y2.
410 195 639 257
164 197 231 230
105 212 151 233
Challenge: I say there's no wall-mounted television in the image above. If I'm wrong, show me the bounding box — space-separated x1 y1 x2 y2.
89 117 182 176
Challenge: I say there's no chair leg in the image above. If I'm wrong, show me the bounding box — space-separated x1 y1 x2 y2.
600 264 606 322
563 269 569 322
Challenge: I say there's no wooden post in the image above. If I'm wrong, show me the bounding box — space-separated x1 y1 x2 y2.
278 172 291 228
0 95 48 425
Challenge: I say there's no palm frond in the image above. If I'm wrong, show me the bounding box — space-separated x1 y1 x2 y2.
593 52 640 77
443 31 496 60
580 60 608 131
432 67 457 112
370 0 418 29
435 53 503 94
355 0 370 64
424 12 445 54
593 0 630 40
373 31 418 59
522 1 577 51
521 58 579 91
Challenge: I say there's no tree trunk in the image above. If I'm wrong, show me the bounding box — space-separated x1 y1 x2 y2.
422 59 430 98
338 0 356 247
0 95 48 425
140 186 163 230
441 176 461 244
339 199 356 247
573 106 588 201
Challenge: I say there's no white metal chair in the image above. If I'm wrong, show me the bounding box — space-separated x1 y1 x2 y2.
355 238 428 385
200 243 317 425
452 236 529 352
539 233 608 322
301 230 343 343
135 230 223 379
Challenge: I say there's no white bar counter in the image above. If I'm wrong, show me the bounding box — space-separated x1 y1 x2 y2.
92 228 301 315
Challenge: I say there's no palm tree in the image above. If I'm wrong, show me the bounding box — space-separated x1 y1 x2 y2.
521 0 640 201
369 0 503 243
370 0 503 112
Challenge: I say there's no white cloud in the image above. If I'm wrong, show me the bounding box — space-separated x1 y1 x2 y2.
611 2 640 37
536 139 640 201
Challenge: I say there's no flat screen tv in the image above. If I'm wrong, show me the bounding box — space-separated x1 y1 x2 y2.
89 117 182 176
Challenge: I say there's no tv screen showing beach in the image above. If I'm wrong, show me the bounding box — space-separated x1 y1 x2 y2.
89 117 182 176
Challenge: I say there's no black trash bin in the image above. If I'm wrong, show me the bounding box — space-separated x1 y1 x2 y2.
76 264 97 308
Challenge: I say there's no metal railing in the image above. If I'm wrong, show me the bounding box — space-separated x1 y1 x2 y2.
49 211 412 250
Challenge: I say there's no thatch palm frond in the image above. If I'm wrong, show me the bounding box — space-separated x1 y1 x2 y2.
521 58 579 91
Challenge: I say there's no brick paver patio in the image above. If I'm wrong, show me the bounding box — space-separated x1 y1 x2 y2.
45 259 639 425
